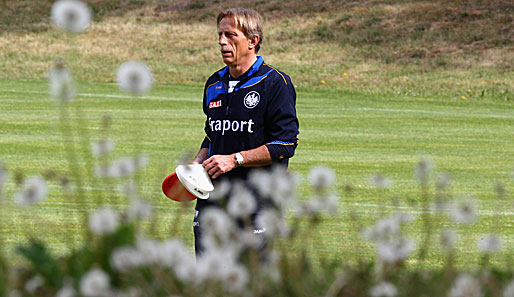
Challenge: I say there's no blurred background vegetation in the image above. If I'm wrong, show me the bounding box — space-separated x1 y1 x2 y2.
0 0 512 99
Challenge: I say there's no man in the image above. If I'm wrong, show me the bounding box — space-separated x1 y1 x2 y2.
192 8 299 255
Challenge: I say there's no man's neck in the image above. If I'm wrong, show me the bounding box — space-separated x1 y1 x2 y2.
228 55 257 79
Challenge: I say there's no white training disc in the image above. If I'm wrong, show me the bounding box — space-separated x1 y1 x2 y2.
176 164 214 199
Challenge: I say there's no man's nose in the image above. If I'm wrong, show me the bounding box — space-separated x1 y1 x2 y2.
219 34 227 45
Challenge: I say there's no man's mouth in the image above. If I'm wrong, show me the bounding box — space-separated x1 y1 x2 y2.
221 50 232 57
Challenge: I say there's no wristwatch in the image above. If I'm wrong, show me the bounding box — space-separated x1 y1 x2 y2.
235 152 244 167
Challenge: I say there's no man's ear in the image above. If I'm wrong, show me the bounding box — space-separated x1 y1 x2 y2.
249 35 260 50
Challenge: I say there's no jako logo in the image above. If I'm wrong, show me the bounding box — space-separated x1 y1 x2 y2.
244 91 260 109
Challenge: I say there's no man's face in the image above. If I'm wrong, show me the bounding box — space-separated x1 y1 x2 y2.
218 17 253 67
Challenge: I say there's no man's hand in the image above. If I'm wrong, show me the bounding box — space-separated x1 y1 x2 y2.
202 154 237 179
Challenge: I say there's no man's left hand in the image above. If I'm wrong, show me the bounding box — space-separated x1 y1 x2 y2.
202 154 237 179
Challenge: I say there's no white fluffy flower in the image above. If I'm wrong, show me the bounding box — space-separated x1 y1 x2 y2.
367 174 392 189
437 172 452 190
370 282 398 297
227 182 256 218
90 139 114 157
440 229 458 250
256 208 289 238
95 154 148 178
414 157 433 184
377 236 415 264
478 233 502 254
111 246 142 272
197 249 236 281
200 207 234 237
503 279 514 297
51 0 91 33
449 197 477 224
116 61 153 95
269 166 299 210
448 274 482 297
135 237 161 266
174 255 200 284
158 239 191 268
14 176 48 206
210 179 231 200
56 282 76 297
88 207 119 235
308 165 336 189
127 198 153 221
80 268 110 297
25 275 44 294
49 63 75 103
222 264 249 293
374 217 401 239
249 169 274 197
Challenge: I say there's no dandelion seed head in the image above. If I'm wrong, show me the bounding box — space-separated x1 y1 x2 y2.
200 207 234 237
437 172 452 190
210 179 231 200
88 207 119 235
111 246 142 272
377 236 415 264
90 139 114 157
374 217 401 239
415 157 433 184
450 197 477 224
495 182 506 197
222 264 249 293
367 174 392 189
14 176 48 206
127 198 153 221
270 166 298 210
370 282 398 297
308 165 336 189
478 233 502 254
256 209 289 238
80 268 110 297
249 169 273 197
56 282 76 297
49 63 75 103
135 237 161 266
449 274 482 297
51 0 91 33
116 61 153 95
440 229 458 250
196 249 237 281
227 182 256 218
25 275 44 294
158 238 191 268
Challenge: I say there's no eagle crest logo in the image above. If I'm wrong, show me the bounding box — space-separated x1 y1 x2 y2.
243 91 260 109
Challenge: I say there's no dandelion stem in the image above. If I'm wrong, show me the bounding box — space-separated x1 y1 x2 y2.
418 183 432 262
59 103 89 238
73 103 102 206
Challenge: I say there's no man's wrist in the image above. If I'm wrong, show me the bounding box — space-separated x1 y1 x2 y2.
234 152 244 167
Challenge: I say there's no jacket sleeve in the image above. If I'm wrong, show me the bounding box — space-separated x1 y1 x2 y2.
264 73 299 161
201 80 211 150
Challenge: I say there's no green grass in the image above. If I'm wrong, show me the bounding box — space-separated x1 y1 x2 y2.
0 78 513 268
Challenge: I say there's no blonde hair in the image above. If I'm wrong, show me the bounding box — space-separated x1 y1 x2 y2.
217 8 264 53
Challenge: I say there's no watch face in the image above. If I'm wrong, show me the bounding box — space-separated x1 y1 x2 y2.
236 153 243 165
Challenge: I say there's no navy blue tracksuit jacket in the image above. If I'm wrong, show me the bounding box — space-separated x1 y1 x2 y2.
196 56 299 211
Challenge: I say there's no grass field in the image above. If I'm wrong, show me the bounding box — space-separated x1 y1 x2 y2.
1 77 513 269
